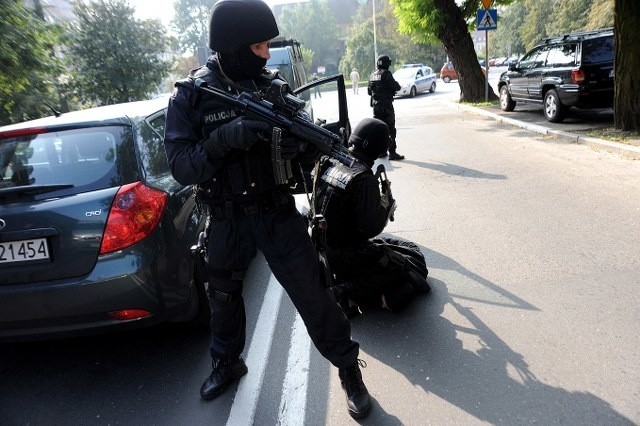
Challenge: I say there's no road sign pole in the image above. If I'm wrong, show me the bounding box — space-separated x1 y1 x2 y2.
485 30 489 102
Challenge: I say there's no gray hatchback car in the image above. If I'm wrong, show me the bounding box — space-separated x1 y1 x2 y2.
0 97 209 341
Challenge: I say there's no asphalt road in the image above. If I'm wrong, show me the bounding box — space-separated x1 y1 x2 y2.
1 82 639 425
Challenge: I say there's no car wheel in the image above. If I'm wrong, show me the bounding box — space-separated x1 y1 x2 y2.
499 85 516 111
544 89 566 123
443 76 451 83
409 86 417 97
429 82 436 93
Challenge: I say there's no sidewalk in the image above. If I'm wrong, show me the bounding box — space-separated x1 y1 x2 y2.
453 101 640 160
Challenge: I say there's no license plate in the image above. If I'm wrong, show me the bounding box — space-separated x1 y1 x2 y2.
0 238 50 264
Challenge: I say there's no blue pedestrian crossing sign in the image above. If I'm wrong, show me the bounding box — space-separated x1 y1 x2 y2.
477 9 498 31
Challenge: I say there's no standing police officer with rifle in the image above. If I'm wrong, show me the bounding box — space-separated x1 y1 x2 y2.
368 55 404 160
163 0 371 419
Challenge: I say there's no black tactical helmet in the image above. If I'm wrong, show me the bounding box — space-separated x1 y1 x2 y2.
349 118 390 161
377 55 392 69
209 0 279 53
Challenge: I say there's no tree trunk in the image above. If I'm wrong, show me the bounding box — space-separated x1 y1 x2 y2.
434 0 497 103
614 0 640 130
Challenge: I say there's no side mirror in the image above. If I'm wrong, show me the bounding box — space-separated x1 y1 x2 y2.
508 63 517 71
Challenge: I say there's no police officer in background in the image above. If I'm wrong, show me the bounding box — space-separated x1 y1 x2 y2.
368 55 404 160
314 118 430 316
163 0 371 419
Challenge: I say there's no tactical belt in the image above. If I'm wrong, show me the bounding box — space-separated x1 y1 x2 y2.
206 192 291 220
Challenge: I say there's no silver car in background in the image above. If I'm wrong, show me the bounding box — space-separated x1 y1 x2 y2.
393 66 437 98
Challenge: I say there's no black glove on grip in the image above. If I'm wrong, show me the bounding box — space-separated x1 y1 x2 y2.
203 117 270 160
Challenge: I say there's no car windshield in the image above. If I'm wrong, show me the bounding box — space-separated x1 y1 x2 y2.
393 68 418 79
0 126 137 194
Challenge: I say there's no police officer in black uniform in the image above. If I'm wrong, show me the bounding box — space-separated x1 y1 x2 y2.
163 0 371 419
368 55 404 160
314 118 429 316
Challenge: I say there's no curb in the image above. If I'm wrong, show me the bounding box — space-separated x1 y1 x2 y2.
453 102 640 160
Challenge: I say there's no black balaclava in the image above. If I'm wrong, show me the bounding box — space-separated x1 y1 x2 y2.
218 45 267 81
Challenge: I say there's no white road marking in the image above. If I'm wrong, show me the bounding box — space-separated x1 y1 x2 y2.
277 312 311 425
226 274 283 426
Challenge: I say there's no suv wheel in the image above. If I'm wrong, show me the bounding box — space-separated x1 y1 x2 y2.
499 85 516 111
443 76 451 83
543 89 566 123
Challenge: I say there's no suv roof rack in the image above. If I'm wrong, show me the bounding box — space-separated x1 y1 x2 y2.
539 27 613 45
269 37 301 49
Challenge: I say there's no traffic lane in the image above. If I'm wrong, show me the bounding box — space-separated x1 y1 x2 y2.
356 100 640 423
0 258 283 425
0 322 214 424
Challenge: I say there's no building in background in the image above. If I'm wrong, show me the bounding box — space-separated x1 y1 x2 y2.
22 0 74 23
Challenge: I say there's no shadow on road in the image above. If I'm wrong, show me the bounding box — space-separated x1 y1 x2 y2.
396 159 507 180
351 243 635 424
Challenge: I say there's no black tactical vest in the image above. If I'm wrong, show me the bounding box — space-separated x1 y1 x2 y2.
183 62 287 205
368 69 395 102
315 157 371 245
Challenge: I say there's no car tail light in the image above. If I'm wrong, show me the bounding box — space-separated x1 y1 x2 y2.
108 309 152 321
571 69 586 84
100 181 168 254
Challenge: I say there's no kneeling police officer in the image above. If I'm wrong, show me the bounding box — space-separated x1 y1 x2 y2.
163 0 371 419
313 118 430 316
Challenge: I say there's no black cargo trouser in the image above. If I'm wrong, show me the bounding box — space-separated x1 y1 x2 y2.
373 101 398 153
205 195 359 369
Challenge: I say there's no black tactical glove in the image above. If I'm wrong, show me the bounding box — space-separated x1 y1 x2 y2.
279 136 307 160
203 117 270 160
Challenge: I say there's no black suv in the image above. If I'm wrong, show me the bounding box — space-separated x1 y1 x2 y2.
498 28 614 122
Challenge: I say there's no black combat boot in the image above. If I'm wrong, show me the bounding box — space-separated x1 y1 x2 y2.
200 357 248 400
388 151 405 161
339 359 371 419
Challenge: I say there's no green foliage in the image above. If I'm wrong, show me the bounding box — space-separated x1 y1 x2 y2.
340 1 445 78
0 0 62 125
172 0 216 56
277 0 340 74
491 4 526 56
65 0 171 106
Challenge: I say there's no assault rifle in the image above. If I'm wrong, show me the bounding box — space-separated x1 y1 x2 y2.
193 78 355 184
375 164 396 223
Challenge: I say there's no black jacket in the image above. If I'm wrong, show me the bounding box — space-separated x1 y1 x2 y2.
367 69 401 103
314 157 388 248
164 57 290 203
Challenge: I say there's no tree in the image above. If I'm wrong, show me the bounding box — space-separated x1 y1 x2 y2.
277 0 341 74
172 0 216 58
340 1 445 80
518 0 555 50
0 0 61 125
614 0 640 131
491 4 526 57
391 0 515 102
65 0 171 106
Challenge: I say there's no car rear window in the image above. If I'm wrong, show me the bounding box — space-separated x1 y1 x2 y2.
582 36 614 64
0 125 138 195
